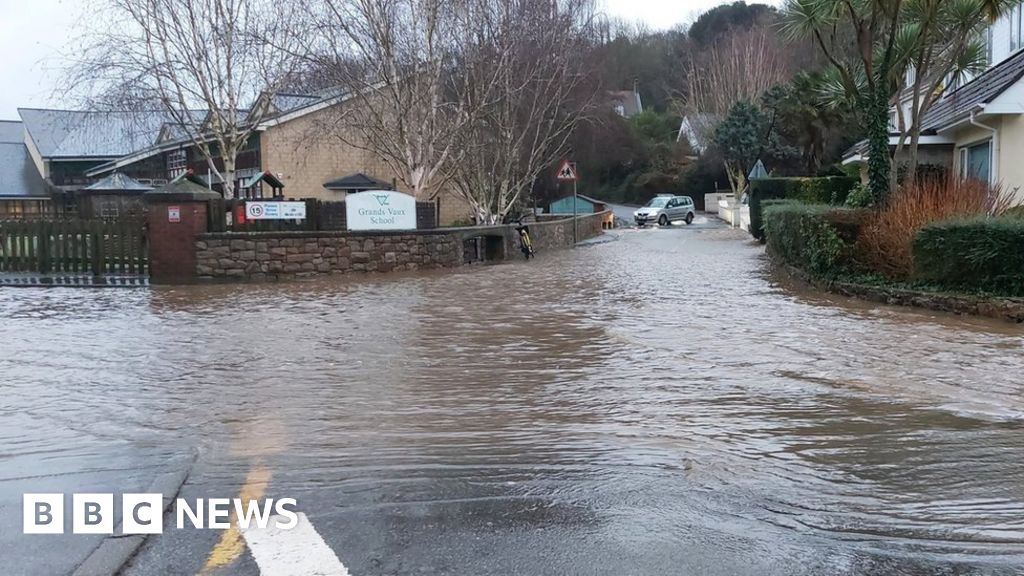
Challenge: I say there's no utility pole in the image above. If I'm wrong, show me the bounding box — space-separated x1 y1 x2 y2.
556 159 579 244
573 174 578 245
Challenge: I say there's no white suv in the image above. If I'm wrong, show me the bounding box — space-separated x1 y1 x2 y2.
634 195 696 226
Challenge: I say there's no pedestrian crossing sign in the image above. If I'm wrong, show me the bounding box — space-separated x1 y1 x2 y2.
556 160 578 182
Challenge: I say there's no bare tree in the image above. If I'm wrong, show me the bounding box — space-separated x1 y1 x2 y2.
292 0 473 199
450 0 600 224
67 0 297 197
683 23 791 147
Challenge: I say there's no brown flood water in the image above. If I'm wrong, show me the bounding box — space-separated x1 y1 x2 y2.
1 221 1022 575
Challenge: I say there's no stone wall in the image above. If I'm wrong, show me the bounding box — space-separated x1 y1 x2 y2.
195 211 608 281
512 210 606 253
196 232 461 279
776 261 1024 323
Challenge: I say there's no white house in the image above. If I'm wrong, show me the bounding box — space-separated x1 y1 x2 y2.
844 3 1024 204
676 113 719 156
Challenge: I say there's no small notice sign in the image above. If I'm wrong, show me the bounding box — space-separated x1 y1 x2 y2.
168 206 181 223
246 201 307 220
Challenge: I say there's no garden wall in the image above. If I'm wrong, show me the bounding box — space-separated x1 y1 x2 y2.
194 211 609 280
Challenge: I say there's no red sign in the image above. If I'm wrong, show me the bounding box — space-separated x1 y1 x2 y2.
167 206 181 223
556 160 578 182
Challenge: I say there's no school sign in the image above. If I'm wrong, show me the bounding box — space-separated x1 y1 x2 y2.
345 190 417 231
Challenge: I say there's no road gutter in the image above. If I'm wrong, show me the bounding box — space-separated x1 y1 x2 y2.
71 452 196 576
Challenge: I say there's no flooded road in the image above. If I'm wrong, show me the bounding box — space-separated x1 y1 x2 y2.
1 221 1023 575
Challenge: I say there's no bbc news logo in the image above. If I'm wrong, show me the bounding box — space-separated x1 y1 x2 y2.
23 494 298 534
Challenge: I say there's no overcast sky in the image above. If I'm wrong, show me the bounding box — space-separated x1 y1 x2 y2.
0 0 775 120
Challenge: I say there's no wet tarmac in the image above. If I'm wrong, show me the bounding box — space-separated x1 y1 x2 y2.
1 219 1022 575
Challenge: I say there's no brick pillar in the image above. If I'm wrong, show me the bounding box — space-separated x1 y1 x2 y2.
145 199 209 283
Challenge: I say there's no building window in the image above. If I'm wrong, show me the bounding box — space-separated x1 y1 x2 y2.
1012 5 1024 52
167 149 187 178
959 140 992 183
99 201 120 218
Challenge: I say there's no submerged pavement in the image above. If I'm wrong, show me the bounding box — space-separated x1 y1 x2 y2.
1 219 1023 575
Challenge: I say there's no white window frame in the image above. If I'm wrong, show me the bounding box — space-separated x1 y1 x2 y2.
988 26 994 65
167 149 187 178
959 139 993 184
99 201 120 219
1011 5 1024 53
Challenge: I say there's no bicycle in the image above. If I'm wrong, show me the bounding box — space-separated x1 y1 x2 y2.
515 221 534 259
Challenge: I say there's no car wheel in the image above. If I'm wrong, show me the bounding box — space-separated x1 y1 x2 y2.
685 212 694 225
658 214 669 226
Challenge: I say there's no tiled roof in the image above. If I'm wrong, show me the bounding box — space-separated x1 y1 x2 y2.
271 93 322 114
84 172 153 192
843 139 868 157
18 109 173 158
323 172 392 191
679 113 720 152
921 48 1024 132
0 120 23 143
0 121 52 198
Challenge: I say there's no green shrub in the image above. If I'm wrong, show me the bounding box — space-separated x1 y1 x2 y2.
749 176 857 241
844 183 874 208
913 217 1024 296
1005 205 1024 219
763 201 854 276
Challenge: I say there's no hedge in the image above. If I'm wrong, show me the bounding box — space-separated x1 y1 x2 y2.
913 217 1024 296
749 177 858 241
1005 205 1024 219
762 201 855 276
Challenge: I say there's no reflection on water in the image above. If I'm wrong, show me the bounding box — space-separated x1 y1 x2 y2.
1 225 1023 572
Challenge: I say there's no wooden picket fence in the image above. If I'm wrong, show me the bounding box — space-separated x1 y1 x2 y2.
0 219 147 276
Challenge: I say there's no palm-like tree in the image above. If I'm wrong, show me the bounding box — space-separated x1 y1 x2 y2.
891 0 1015 182
781 0 907 201
782 0 1014 196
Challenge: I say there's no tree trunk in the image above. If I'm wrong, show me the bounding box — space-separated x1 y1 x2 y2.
222 155 237 199
890 101 908 192
865 90 892 204
907 125 922 181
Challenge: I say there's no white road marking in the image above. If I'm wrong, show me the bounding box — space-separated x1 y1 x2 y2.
240 512 350 576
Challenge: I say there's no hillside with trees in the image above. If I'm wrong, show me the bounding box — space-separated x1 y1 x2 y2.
67 0 866 219
553 1 864 208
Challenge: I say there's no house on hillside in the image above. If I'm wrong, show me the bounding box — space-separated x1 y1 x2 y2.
677 113 719 156
0 120 55 218
11 88 475 225
608 90 644 118
843 5 1024 205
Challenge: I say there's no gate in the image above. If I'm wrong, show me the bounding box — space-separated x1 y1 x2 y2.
0 219 148 278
